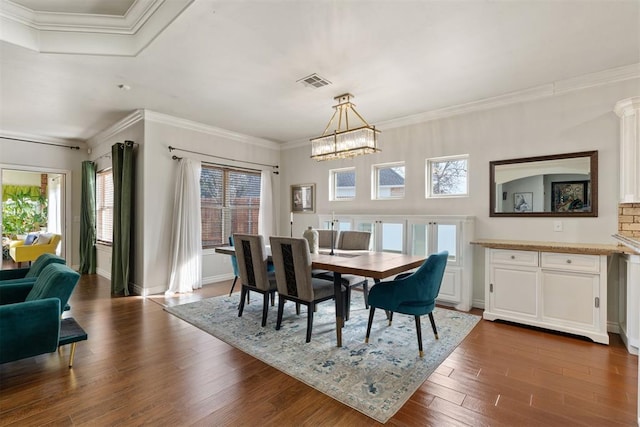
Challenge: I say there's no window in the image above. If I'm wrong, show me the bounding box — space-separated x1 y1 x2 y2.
330 168 356 201
373 162 405 199
200 165 261 248
427 154 469 197
96 169 114 243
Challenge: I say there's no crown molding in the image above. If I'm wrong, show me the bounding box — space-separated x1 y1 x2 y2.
143 110 281 151
0 129 85 147
86 110 144 147
282 63 640 151
0 0 193 55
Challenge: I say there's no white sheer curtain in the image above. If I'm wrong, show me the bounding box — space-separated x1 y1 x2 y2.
166 158 202 295
258 170 274 238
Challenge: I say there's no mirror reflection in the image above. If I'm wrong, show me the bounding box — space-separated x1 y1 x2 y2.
490 151 598 217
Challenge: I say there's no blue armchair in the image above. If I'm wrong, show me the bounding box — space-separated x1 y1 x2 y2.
365 251 448 357
0 263 81 365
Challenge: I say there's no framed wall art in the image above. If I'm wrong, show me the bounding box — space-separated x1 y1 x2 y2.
291 183 315 213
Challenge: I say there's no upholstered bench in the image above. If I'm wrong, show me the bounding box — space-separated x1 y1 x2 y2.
58 318 87 368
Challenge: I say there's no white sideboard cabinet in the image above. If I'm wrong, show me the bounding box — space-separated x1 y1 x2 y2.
483 248 609 344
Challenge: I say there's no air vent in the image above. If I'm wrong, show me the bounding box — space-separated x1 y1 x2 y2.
297 73 331 88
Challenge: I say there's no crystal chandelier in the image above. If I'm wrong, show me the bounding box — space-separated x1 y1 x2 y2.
310 93 380 161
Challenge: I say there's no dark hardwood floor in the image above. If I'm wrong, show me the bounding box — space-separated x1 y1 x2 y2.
0 272 637 426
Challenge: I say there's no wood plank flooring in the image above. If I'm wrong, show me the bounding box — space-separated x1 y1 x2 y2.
0 273 637 426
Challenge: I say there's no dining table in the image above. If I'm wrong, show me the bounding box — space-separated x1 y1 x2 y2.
215 245 426 347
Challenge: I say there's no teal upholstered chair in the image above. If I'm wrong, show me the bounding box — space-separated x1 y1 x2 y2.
0 253 66 283
365 251 448 357
0 263 81 364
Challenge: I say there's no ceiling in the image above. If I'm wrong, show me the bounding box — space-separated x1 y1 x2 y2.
0 1 638 145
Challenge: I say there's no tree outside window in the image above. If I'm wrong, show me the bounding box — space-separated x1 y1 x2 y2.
427 155 469 197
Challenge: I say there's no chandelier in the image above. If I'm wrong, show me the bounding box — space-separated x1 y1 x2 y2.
310 93 381 161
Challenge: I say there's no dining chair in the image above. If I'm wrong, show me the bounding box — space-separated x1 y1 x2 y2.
233 234 278 327
269 236 342 343
316 230 371 318
316 229 338 249
228 236 241 296
365 251 448 357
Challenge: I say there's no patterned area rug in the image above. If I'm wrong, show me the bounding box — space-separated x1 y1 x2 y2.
165 291 480 423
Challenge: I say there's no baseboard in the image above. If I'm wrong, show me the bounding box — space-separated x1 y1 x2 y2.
203 273 234 285
96 268 111 280
472 298 485 310
607 321 621 334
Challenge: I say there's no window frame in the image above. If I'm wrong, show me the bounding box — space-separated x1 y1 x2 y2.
329 167 356 201
96 168 113 245
426 154 469 198
372 162 405 200
200 164 261 249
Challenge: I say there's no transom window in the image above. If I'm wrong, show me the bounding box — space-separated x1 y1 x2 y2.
96 169 113 243
426 154 469 198
373 162 405 200
330 167 356 201
200 165 261 248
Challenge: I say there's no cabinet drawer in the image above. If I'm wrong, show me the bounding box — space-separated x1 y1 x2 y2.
541 252 600 273
490 249 538 267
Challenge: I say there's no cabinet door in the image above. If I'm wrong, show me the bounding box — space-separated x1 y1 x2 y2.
490 266 539 318
541 270 599 330
356 218 405 253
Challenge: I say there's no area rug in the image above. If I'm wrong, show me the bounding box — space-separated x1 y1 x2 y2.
165 292 480 423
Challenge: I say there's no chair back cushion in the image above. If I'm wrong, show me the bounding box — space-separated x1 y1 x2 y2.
25 253 66 278
233 234 271 291
337 231 371 250
317 229 338 249
368 251 448 316
269 236 315 301
25 264 80 314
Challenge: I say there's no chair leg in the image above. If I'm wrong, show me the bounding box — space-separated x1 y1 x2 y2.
238 287 247 317
229 276 238 296
68 342 77 368
362 281 369 308
415 315 424 358
428 312 439 339
388 311 394 326
261 293 269 327
270 291 275 306
295 302 301 315
345 287 351 321
306 303 314 343
365 307 376 343
276 296 285 330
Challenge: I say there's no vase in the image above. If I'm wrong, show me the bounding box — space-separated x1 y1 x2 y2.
303 226 319 254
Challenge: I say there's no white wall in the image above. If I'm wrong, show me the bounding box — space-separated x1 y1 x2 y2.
279 78 639 325
0 137 87 267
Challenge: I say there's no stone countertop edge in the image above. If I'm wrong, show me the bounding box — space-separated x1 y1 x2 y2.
470 238 636 256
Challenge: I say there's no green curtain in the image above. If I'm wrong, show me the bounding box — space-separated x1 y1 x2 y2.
79 161 96 274
111 141 135 296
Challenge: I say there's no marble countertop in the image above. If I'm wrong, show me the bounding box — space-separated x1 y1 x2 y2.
471 238 634 255
612 234 640 255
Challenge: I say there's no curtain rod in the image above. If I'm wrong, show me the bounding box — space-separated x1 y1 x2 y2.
2 136 81 150
171 155 278 175
168 146 279 173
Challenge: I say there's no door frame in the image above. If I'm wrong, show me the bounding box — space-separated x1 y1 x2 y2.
0 164 73 266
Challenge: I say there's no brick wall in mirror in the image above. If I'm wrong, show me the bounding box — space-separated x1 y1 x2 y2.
490 151 598 217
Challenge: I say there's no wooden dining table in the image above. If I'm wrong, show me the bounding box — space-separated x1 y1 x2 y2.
215 246 426 347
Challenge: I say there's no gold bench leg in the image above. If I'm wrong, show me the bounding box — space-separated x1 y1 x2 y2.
68 343 77 368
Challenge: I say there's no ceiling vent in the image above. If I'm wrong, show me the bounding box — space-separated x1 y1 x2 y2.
297 73 331 88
